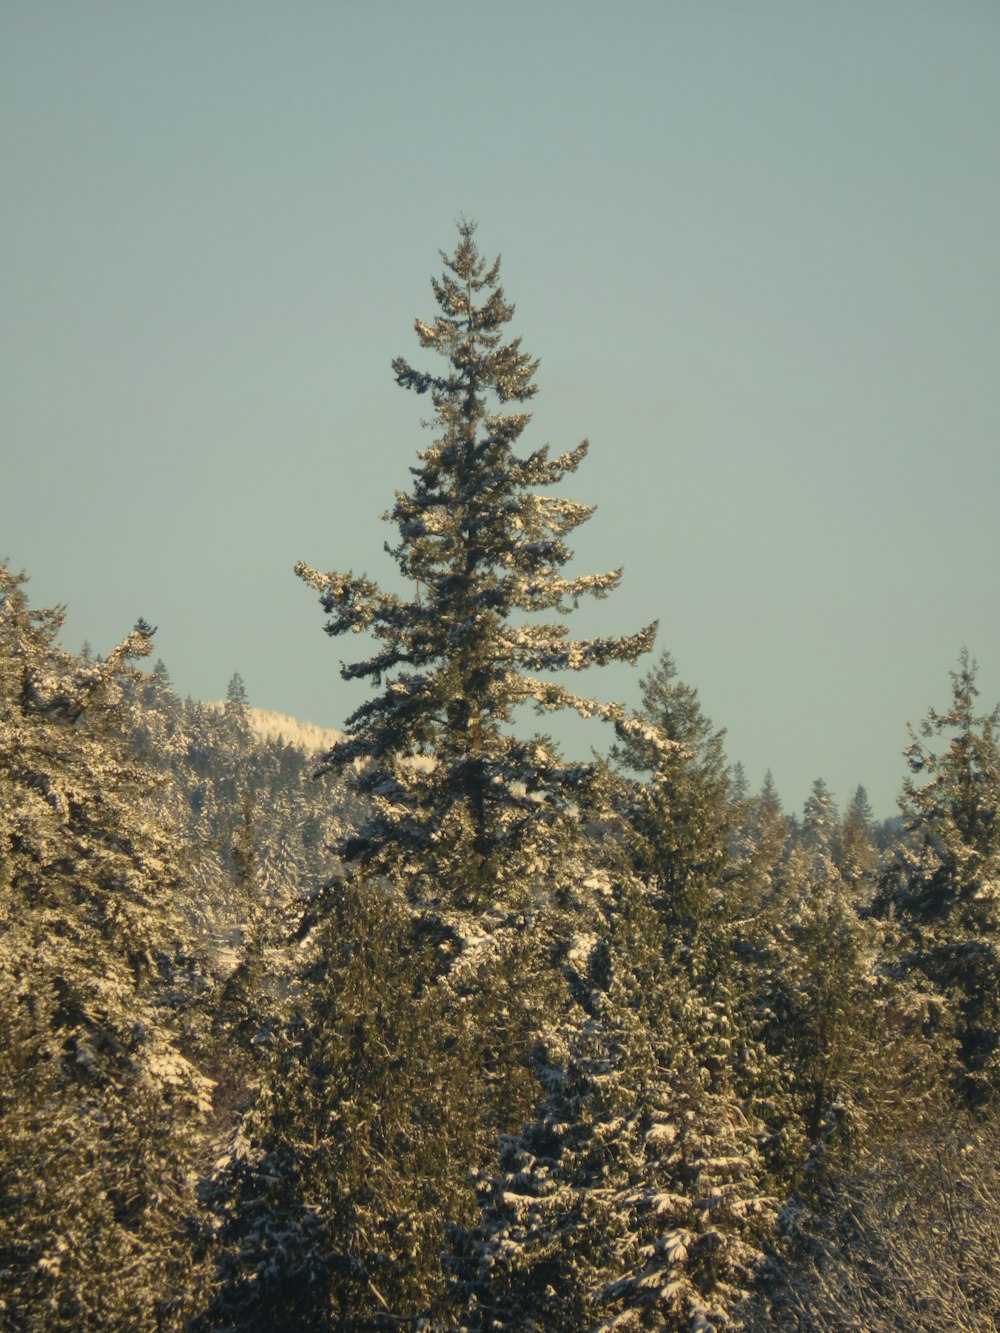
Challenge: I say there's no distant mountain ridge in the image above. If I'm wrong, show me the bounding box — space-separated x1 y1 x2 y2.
205 702 342 755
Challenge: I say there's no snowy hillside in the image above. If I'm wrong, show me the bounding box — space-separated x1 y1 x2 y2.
205 702 342 754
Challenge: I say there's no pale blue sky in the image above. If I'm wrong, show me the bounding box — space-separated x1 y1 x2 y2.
3 2 999 817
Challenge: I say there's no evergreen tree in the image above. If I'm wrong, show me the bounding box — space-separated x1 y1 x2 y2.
453 883 774 1331
213 786 273 1060
799 779 839 864
223 670 252 749
200 880 543 1330
205 222 655 1326
766 848 882 1158
729 761 749 805
0 564 212 1330
611 651 733 945
727 772 790 927
296 220 656 908
610 656 778 1135
226 670 249 708
757 780 944 1181
876 649 1000 1098
837 784 879 899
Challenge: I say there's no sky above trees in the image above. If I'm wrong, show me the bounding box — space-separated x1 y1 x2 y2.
3 1 999 817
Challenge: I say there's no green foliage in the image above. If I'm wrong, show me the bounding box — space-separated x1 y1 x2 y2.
767 854 940 1172
200 880 541 1329
453 884 774 1332
610 656 780 1144
8 226 1000 1333
836 785 879 897
612 652 733 944
877 649 1000 1098
296 221 655 908
0 564 211 1330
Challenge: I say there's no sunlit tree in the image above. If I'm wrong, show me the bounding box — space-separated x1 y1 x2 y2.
297 221 656 908
0 564 211 1331
877 649 1000 1098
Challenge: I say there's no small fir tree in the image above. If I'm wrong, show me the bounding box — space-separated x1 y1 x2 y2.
837 784 880 899
609 655 780 1135
799 778 839 862
726 772 791 934
756 780 944 1182
611 650 733 949
877 649 1000 1098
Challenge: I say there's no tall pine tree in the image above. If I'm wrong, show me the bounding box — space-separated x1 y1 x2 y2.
296 220 656 909
206 224 656 1326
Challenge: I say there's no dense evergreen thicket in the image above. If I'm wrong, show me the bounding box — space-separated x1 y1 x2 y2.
0 568 212 1330
4 225 1000 1330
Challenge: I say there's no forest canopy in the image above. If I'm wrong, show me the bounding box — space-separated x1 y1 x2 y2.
3 226 999 1332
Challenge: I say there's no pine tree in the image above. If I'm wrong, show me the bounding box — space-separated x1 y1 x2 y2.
0 564 212 1330
223 670 251 747
205 223 656 1326
226 670 249 708
214 787 272 1059
797 778 840 870
876 649 1000 1098
609 655 781 1144
757 776 944 1179
837 784 879 899
296 220 656 909
199 878 544 1330
611 651 733 946
452 883 774 1332
727 772 790 928
767 846 882 1157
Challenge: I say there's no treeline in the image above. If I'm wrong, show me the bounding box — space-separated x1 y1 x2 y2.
3 225 1000 1331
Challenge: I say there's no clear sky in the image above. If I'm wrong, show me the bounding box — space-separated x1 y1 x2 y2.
3 2 999 819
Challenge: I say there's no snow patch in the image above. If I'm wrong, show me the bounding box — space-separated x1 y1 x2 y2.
205 703 342 754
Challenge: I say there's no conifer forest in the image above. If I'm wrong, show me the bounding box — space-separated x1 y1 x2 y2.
5 225 1000 1332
